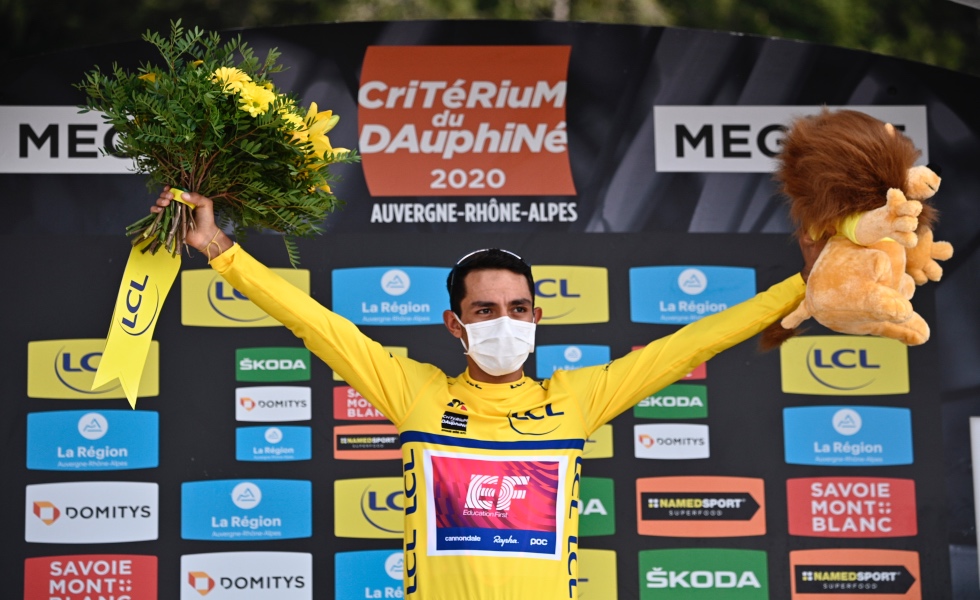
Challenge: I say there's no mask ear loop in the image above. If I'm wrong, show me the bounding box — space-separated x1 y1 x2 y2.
453 313 470 352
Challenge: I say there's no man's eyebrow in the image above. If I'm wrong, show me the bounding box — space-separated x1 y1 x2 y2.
466 298 533 308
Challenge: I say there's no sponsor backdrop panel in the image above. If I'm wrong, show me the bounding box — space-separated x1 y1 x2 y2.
0 232 948 598
1 18 975 599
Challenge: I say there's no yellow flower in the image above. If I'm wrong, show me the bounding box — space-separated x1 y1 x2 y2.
238 81 276 117
192 60 204 67
302 104 347 158
279 111 305 130
211 67 251 94
138 72 156 83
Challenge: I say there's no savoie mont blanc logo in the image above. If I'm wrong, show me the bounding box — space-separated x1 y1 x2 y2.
332 266 448 326
24 554 158 600
786 477 918 538
333 386 388 421
27 410 159 471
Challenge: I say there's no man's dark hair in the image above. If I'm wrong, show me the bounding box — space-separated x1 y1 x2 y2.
447 248 534 316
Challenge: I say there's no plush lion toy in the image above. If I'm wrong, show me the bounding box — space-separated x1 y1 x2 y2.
761 109 953 349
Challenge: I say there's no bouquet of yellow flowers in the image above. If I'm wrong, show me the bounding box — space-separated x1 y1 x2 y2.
77 20 358 266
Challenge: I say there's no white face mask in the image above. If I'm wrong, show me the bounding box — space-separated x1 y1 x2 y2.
456 314 536 377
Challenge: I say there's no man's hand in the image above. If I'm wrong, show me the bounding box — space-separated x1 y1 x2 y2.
152 187 233 260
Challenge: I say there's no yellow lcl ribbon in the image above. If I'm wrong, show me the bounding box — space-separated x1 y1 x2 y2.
93 189 188 408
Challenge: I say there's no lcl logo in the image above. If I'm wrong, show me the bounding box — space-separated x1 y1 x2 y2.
810 348 880 370
120 275 159 336
535 278 580 298
780 336 908 396
508 403 565 436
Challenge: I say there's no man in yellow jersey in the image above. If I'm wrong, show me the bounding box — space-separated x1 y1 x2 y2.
154 188 809 600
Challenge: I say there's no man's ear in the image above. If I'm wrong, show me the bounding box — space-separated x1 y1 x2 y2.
533 306 543 324
444 310 464 339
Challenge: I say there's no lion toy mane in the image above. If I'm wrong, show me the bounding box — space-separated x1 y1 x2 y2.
761 109 953 349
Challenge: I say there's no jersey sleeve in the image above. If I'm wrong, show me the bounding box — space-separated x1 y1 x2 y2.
560 273 806 434
209 244 441 426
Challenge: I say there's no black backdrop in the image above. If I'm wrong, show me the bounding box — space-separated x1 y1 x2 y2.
2 20 979 599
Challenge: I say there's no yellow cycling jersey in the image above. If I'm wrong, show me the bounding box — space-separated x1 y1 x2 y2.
211 245 805 600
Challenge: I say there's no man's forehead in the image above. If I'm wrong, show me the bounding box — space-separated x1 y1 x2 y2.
462 269 534 298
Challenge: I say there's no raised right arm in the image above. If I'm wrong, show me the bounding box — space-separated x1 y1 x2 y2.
154 188 439 426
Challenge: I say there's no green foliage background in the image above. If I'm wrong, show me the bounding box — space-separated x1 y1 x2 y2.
2 0 979 76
